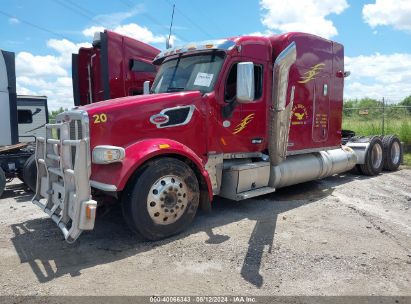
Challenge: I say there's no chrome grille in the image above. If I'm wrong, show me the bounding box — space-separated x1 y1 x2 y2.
69 119 84 168
69 120 83 140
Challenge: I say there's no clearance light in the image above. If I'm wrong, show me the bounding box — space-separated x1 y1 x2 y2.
159 144 170 149
205 44 214 49
92 145 125 164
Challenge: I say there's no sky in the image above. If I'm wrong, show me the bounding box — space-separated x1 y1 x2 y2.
1 0 410 110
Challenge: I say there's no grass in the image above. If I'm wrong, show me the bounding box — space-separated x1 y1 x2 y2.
403 152 411 166
342 117 411 145
342 116 411 166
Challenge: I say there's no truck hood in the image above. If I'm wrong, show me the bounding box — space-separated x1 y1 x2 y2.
81 91 202 115
81 91 204 149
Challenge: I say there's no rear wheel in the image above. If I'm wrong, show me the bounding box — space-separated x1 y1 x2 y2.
359 136 384 176
0 167 6 197
22 154 37 192
382 135 402 171
122 158 199 240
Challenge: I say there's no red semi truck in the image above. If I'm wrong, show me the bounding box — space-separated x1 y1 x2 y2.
33 32 403 243
72 30 160 106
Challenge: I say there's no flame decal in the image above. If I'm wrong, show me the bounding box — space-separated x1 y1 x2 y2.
298 63 325 84
232 113 255 135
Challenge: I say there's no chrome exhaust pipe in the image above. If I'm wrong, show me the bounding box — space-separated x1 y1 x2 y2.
269 147 357 189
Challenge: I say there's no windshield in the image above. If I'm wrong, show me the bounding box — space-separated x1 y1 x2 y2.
151 52 225 94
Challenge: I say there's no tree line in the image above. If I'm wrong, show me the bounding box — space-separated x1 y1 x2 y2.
343 95 411 118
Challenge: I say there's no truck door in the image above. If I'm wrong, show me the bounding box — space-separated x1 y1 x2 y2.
312 78 330 142
217 59 266 153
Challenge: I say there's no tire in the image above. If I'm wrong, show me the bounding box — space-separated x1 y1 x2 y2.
355 164 364 175
22 154 37 192
382 135 402 171
359 136 384 176
0 167 6 198
121 157 199 240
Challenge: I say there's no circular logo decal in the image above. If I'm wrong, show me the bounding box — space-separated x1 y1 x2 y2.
150 114 170 125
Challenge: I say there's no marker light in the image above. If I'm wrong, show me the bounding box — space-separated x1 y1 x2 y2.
92 145 125 164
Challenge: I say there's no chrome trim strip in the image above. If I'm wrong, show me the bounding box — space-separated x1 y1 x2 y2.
286 146 341 156
157 105 195 128
90 180 117 192
223 152 263 159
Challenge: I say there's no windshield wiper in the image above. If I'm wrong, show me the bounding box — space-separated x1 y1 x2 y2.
166 87 185 92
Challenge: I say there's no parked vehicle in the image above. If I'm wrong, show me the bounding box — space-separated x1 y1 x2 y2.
72 30 160 106
0 50 47 196
32 32 403 243
17 95 48 142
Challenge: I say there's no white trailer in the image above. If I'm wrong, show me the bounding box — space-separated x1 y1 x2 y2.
0 50 48 196
17 95 48 143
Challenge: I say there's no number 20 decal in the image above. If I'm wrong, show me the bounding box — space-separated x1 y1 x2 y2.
93 113 107 124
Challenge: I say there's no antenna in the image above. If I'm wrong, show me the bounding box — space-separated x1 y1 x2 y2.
166 4 175 49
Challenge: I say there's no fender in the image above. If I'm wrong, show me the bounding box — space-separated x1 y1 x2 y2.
90 138 213 200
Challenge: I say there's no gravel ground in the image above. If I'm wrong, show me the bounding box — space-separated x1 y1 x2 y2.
0 169 410 296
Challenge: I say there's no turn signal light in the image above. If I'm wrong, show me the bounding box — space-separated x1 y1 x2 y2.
92 145 125 164
86 205 92 219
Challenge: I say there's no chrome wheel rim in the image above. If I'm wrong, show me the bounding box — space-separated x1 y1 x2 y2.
371 143 383 168
391 141 401 164
147 175 188 225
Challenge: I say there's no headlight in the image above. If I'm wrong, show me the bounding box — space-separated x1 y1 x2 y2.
92 145 125 164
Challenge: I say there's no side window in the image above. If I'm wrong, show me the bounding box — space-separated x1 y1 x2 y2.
224 63 263 102
129 59 156 73
224 64 237 102
18 110 33 124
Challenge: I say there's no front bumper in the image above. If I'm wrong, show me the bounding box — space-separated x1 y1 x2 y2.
32 110 97 243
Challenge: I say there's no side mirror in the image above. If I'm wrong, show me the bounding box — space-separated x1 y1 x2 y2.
143 81 150 95
236 62 255 103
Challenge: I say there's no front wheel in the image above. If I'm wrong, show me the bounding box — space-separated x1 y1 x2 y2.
122 158 199 240
22 154 37 192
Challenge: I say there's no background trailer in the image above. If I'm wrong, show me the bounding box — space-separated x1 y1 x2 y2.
0 50 48 196
17 95 48 143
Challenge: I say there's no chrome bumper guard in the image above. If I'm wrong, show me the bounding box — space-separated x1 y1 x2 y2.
32 113 96 243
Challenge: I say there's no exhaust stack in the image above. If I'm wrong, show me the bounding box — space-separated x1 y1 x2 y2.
269 42 297 166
